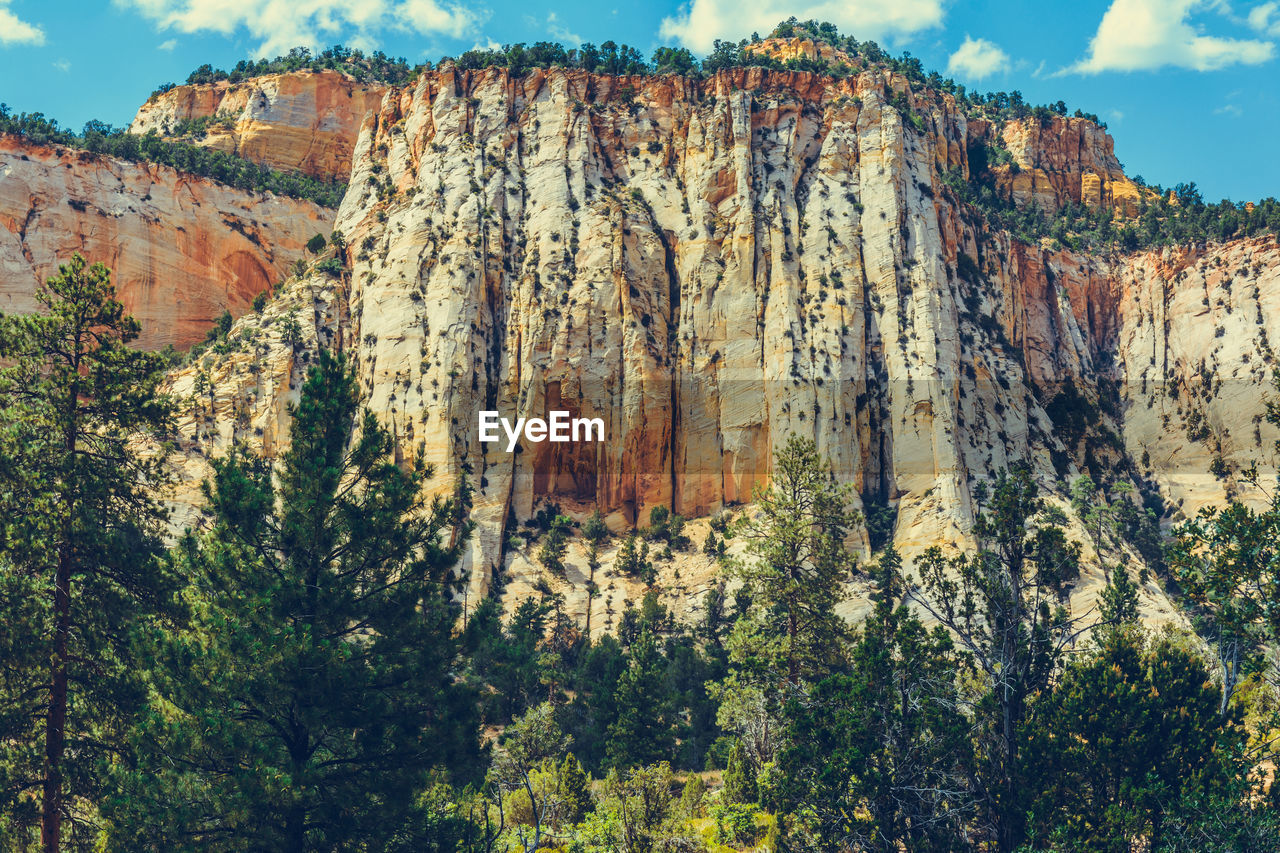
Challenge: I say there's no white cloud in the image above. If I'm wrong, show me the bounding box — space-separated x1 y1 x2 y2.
1249 1 1280 36
1214 102 1243 115
1068 0 1274 73
546 12 581 46
116 0 480 58
0 1 45 46
157 37 177 50
659 0 944 55
946 36 1009 80
52 58 70 72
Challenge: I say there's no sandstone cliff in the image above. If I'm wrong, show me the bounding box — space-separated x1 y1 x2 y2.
151 57 1278 634
130 70 387 181
990 115 1149 216
0 133 334 349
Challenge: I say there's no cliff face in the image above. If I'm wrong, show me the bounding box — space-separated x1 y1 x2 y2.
130 71 387 181
154 60 1279 623
0 133 334 349
990 115 1149 216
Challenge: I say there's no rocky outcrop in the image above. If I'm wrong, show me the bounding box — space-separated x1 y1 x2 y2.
0 133 334 349
985 115 1150 216
153 58 1278 630
130 71 387 181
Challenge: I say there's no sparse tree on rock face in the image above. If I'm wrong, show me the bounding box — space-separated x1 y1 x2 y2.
0 254 173 853
912 463 1085 853
538 514 571 576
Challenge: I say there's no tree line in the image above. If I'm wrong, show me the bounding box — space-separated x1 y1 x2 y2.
0 258 1277 850
0 105 346 209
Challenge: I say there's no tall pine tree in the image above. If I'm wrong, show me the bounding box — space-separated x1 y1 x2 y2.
0 254 173 852
110 350 480 851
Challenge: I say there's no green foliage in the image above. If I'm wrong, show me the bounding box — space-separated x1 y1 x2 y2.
556 753 593 827
177 44 414 88
914 463 1084 852
720 740 758 805
780 547 971 850
733 434 859 684
606 629 676 769
646 504 690 550
582 509 609 545
305 232 327 254
950 154 1280 251
1169 495 1280 715
0 254 174 848
538 514 572 575
1025 630 1246 851
614 530 650 579
710 800 762 847
110 350 480 850
0 104 347 207
678 774 707 818
488 703 573 850
573 763 694 852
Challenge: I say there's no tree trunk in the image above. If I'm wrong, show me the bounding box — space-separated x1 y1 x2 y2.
40 543 71 853
42 382 79 853
285 802 306 853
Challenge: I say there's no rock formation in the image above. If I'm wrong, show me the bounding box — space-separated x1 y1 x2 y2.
130 70 387 181
151 58 1280 629
0 133 335 349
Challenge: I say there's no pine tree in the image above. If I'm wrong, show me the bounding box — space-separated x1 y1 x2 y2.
616 530 641 576
913 463 1084 852
1025 630 1244 849
110 350 480 851
539 514 571 576
556 753 592 826
779 547 971 851
678 773 706 818
733 435 859 685
579 510 609 636
0 254 173 852
721 740 757 805
1168 496 1280 715
606 629 674 769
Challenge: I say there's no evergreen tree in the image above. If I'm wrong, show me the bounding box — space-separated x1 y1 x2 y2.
1025 630 1245 850
563 634 628 772
110 350 480 851
720 740 757 805
556 753 592 827
615 530 641 576
0 254 173 852
1168 496 1280 715
780 547 971 851
679 773 707 818
733 434 859 685
606 629 675 769
538 514 571 576
913 463 1084 852
582 510 608 637
488 703 572 852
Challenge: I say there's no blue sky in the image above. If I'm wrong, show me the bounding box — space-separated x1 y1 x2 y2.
1 0 1278 202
